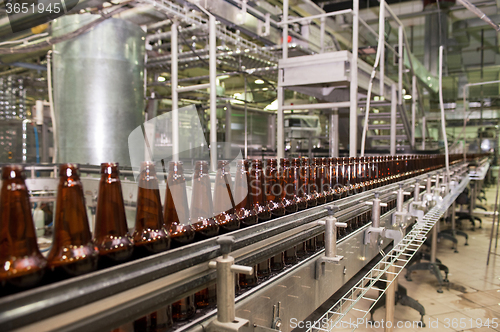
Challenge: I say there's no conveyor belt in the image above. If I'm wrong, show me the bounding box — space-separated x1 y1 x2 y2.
0 166 465 332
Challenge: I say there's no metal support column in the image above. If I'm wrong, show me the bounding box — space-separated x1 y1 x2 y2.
398 26 403 106
390 84 397 155
277 0 288 159
330 110 339 157
320 17 325 53
349 0 359 157
244 76 248 159
283 0 288 60
171 20 179 161
385 265 396 332
411 75 417 148
379 0 385 97
277 71 284 159
209 15 217 172
225 103 232 159
422 116 426 150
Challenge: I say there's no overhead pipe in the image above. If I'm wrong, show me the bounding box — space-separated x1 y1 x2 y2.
455 0 500 31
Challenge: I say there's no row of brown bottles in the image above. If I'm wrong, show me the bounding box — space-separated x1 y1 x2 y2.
0 153 460 290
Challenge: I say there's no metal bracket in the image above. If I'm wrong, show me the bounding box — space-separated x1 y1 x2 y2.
364 226 385 245
315 208 345 279
207 236 253 332
385 228 404 246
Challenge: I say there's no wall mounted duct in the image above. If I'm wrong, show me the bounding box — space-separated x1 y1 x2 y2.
52 14 145 166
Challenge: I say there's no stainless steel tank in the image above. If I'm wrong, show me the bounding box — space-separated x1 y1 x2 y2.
52 14 145 166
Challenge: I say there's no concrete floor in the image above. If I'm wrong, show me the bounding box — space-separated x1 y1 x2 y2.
332 184 500 332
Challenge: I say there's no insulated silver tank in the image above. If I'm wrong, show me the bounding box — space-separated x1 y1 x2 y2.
52 14 145 166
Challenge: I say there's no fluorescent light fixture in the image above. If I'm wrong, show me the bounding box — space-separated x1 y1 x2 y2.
374 96 380 101
262 87 269 91
264 99 278 111
254 79 265 84
158 76 166 82
217 75 230 80
404 95 412 100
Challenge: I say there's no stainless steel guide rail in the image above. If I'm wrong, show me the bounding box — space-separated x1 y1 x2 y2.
306 174 470 332
0 167 461 332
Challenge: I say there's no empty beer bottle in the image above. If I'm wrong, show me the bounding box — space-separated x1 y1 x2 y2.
291 158 308 210
239 266 258 288
340 157 348 198
265 159 285 217
133 162 170 255
214 161 240 232
172 295 196 321
0 165 47 288
233 160 258 227
323 158 334 202
191 160 219 239
47 163 98 276
250 160 271 222
164 161 195 247
195 283 217 308
257 259 271 277
94 163 134 263
330 157 342 200
302 158 317 207
312 158 326 205
280 158 298 213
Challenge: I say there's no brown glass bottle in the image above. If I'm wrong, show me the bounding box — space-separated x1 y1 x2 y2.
94 163 134 263
0 165 47 288
195 283 217 308
265 158 286 217
257 259 271 277
239 266 258 288
330 157 342 200
280 158 298 213
271 252 285 271
233 160 258 227
47 163 99 276
313 157 327 205
302 158 317 207
340 157 349 198
191 160 219 239
164 161 195 247
357 157 366 193
133 306 173 332
214 160 240 232
323 158 334 202
292 158 308 210
172 294 196 321
133 162 170 255
250 160 271 222
311 158 325 205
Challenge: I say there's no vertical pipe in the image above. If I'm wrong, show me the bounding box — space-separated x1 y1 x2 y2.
320 17 325 53
439 46 450 178
283 0 289 59
277 69 285 159
411 75 417 148
225 103 232 159
244 76 248 159
398 25 403 106
385 265 396 332
390 84 397 155
463 85 467 162
171 20 179 162
210 15 217 172
350 0 359 157
330 110 339 157
430 224 437 263
422 116 426 150
379 0 385 97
